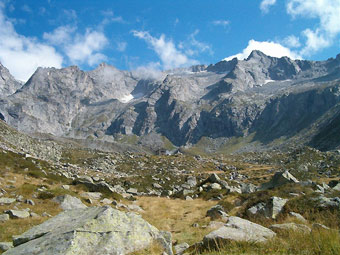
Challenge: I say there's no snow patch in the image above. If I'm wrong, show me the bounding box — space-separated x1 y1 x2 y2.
120 94 134 103
264 79 275 84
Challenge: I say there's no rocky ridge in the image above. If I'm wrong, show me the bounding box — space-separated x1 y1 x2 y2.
0 51 340 152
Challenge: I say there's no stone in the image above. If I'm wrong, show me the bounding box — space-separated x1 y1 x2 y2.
247 202 266 216
0 214 10 222
81 192 102 200
30 212 40 218
52 195 87 210
25 199 35 206
210 183 222 190
316 196 340 208
5 206 173 255
260 170 299 190
100 198 112 204
127 204 144 213
207 173 220 183
0 197 16 205
202 216 276 249
5 210 30 219
312 223 330 231
174 242 189 255
42 212 52 217
126 188 138 195
332 183 340 191
289 212 307 223
0 242 13 252
206 205 228 220
240 183 257 194
271 197 288 219
152 183 162 189
61 185 70 190
270 223 311 234
186 176 197 187
185 196 193 201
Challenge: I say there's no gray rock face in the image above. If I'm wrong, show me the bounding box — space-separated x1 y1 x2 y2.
247 197 287 219
52 195 87 210
202 216 276 249
0 62 22 97
5 206 173 255
1 52 340 151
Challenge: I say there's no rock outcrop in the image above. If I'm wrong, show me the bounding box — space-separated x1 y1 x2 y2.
4 206 173 255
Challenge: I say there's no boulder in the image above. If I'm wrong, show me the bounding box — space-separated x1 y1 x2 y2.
260 171 299 190
270 197 288 219
289 212 307 223
0 198 16 205
174 242 189 255
5 210 30 219
270 223 311 234
247 196 287 219
0 214 10 222
202 216 276 249
0 242 13 252
52 195 87 210
81 192 102 200
4 206 173 255
206 205 228 220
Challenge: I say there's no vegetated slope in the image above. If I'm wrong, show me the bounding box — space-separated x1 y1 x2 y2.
0 51 340 152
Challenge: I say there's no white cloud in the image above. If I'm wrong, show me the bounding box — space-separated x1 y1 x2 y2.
185 29 213 56
286 0 340 55
66 30 108 65
212 20 230 27
44 26 108 66
43 26 75 45
283 35 301 48
0 5 63 81
260 0 277 13
132 30 197 70
223 39 301 61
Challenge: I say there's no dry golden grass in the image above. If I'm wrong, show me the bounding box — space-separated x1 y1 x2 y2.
137 197 217 245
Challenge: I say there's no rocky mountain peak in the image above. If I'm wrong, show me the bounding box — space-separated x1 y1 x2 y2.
0 62 22 96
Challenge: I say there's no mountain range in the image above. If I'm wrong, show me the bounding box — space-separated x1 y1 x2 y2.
1 50 340 153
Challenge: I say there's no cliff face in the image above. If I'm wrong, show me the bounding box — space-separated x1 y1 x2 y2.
1 51 340 151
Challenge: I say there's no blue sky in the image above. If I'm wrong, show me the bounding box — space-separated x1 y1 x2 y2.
0 0 339 81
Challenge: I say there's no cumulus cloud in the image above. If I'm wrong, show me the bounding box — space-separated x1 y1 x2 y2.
286 0 340 56
260 0 277 13
283 35 301 48
0 5 63 81
66 30 108 65
132 30 198 70
44 26 108 66
223 39 301 61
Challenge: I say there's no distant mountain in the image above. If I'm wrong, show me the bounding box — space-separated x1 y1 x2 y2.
0 62 22 97
0 51 340 152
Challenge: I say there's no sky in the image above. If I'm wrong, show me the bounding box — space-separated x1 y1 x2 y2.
0 0 339 81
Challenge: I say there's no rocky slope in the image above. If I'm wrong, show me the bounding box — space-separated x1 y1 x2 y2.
0 51 340 152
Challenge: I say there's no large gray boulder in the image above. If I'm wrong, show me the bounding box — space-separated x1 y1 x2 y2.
247 196 288 219
52 195 87 210
4 206 173 255
260 171 299 190
201 216 276 249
